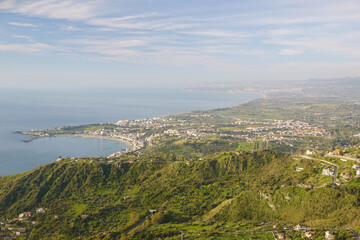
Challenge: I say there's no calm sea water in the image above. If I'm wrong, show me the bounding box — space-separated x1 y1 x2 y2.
0 88 258 176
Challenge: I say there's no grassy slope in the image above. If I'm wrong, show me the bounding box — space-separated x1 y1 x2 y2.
0 150 359 239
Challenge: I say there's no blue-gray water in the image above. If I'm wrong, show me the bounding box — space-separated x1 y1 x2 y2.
0 88 258 176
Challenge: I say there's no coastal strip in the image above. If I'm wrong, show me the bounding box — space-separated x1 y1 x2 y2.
18 92 263 158
19 132 140 157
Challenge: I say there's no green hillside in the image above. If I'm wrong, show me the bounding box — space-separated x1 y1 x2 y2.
0 150 359 239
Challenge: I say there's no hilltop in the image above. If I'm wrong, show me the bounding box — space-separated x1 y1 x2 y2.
0 149 359 239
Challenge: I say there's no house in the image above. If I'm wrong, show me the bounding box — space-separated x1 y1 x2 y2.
25 211 32 217
13 228 26 236
304 231 313 238
272 224 278 229
36 208 46 214
333 149 343 155
15 228 26 237
16 228 26 233
356 170 360 176
306 150 313 155
341 171 352 180
276 233 285 239
352 164 360 169
16 232 25 236
325 231 335 239
294 224 303 231
19 211 32 219
322 168 334 176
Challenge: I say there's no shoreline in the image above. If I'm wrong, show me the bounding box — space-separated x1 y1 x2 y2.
70 134 133 147
19 91 265 158
229 92 266 108
20 133 133 153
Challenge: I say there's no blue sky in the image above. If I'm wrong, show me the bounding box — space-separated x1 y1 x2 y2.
1 0 360 88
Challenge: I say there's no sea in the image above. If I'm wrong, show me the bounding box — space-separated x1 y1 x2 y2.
0 88 258 176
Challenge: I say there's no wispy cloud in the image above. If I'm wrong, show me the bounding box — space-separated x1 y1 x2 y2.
0 43 54 53
65 39 148 47
179 30 250 38
11 34 34 42
1 0 360 87
8 22 38 27
1 0 101 21
266 33 360 58
87 16 190 31
59 25 80 31
278 49 303 55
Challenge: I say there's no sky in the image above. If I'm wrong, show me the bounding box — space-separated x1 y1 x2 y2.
1 0 360 88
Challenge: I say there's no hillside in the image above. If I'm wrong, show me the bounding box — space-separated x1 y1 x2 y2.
1 150 359 239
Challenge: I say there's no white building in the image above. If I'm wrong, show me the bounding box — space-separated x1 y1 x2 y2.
306 150 313 155
322 168 334 176
36 208 46 214
352 164 360 169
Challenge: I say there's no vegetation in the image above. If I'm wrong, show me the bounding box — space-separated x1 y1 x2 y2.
5 80 360 238
0 150 359 239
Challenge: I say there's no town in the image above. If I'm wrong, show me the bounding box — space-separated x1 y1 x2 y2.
22 111 337 158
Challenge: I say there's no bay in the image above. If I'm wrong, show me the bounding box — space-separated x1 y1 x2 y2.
0 88 259 176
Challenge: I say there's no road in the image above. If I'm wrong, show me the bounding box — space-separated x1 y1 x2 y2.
126 211 155 233
325 154 360 164
299 155 339 186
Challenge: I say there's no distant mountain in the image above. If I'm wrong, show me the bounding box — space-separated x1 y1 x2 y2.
189 77 360 98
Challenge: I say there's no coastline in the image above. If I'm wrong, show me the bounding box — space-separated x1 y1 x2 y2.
70 134 133 147
21 133 133 151
19 91 264 158
230 92 266 107
184 88 266 109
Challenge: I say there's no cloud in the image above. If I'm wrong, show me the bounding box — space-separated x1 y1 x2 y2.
201 46 265 56
87 16 190 30
2 0 360 85
11 35 34 42
65 39 148 47
0 43 54 53
278 49 303 55
266 33 360 58
8 21 38 27
179 30 250 38
59 25 80 31
1 0 100 21
0 0 15 9
86 12 193 31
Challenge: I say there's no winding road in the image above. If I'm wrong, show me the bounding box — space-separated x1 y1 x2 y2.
298 155 339 186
